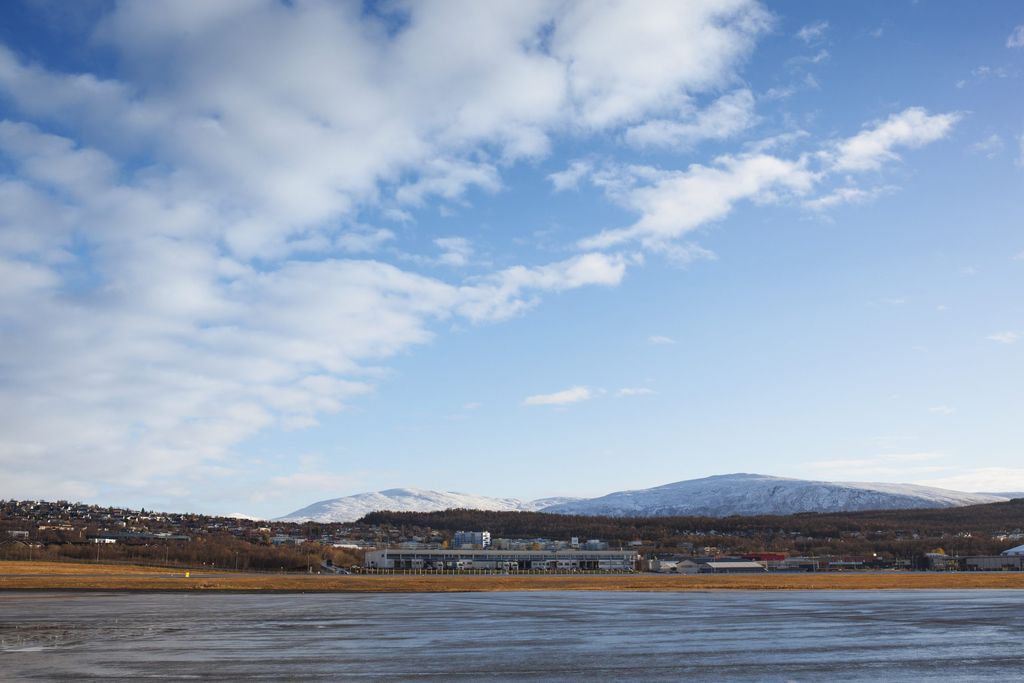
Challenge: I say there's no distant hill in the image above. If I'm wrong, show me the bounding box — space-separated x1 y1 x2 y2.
542 473 1005 517
277 488 580 523
279 473 1006 522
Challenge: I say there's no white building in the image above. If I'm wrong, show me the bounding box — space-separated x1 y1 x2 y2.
365 548 637 571
1001 544 1024 556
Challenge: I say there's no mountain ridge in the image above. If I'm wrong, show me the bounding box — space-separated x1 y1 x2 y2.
277 473 1006 523
277 488 581 523
541 473 1003 518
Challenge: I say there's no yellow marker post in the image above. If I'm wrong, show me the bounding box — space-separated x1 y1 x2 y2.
185 571 190 578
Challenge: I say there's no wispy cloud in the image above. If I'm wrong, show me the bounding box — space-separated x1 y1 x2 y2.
625 89 757 149
617 387 655 397
918 468 1024 493
523 386 594 406
1007 25 1024 48
796 20 829 44
433 237 473 267
648 335 677 345
579 107 959 251
988 331 1020 344
548 160 593 192
829 108 961 172
928 405 955 415
803 185 895 211
969 133 1004 159
804 452 950 480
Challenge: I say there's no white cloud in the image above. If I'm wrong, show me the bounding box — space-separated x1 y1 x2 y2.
268 471 360 496
335 227 396 254
969 133 1004 159
617 387 655 397
804 451 950 480
803 185 894 211
788 49 830 66
829 108 961 172
745 130 810 153
988 331 1020 344
548 160 593 192
970 65 1011 81
625 89 757 149
523 386 594 406
1 1 777 503
918 468 1024 493
577 107 957 251
552 1 771 128
395 159 502 207
928 405 955 415
1007 25 1024 48
457 252 632 321
796 20 829 44
580 153 816 249
648 335 677 345
0 122 637 501
1017 134 1024 167
434 237 474 267
0 2 971 509
1 2 770 257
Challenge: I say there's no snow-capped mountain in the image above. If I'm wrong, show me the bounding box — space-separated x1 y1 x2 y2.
540 473 1007 517
277 474 1008 522
226 512 263 521
277 488 579 523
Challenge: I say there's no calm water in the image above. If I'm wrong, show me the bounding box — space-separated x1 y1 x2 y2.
1 590 1022 681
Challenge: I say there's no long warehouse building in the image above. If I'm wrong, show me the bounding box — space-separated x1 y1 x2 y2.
365 549 638 571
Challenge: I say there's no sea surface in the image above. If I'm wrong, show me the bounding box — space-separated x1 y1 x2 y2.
1 590 1021 681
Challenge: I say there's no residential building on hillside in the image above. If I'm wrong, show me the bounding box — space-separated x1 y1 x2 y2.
452 530 491 549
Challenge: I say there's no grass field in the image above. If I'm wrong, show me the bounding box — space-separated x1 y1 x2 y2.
3 561 1024 592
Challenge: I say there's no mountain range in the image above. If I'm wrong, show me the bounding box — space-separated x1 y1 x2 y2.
278 489 581 523
276 473 1009 523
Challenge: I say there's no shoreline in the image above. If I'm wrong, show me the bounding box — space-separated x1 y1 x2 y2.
3 561 1024 593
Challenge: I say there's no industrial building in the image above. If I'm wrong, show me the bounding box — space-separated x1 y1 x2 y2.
963 555 1023 571
364 548 637 571
699 561 767 574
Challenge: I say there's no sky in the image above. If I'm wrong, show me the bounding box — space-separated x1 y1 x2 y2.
0 0 1022 519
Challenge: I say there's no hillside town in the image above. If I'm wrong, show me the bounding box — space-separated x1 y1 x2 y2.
3 499 1023 574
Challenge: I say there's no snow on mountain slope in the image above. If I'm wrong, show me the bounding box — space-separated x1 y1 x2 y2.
277 474 1006 522
518 496 581 511
539 473 1007 517
276 488 580 522
226 512 263 521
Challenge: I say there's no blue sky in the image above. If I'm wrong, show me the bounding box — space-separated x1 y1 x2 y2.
0 1 1021 518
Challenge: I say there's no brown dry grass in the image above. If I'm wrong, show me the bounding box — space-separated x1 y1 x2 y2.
0 561 180 576
3 561 1024 592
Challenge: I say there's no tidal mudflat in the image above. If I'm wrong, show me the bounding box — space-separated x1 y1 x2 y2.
2 590 1022 681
